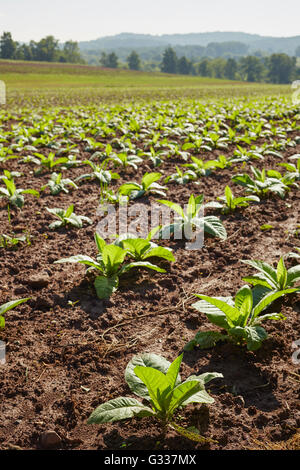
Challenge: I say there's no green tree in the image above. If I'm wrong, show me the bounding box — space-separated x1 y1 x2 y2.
63 40 83 63
35 36 59 62
224 58 237 80
295 46 300 57
268 53 296 84
198 58 211 77
127 50 141 70
0 32 17 59
161 47 177 74
240 56 265 82
100 52 118 68
177 56 192 75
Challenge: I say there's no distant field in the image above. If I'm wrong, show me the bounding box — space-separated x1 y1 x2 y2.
0 59 292 107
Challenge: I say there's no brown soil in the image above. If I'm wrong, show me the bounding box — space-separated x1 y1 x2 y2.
0 125 299 451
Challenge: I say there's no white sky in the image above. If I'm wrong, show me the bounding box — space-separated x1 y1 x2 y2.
0 0 299 43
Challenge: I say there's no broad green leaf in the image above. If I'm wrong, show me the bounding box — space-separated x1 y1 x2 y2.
203 216 227 240
196 372 224 385
225 185 233 207
120 261 165 274
193 295 240 327
252 288 299 319
133 366 170 411
118 182 141 195
65 204 74 218
242 275 273 289
168 380 201 414
245 326 268 351
143 246 175 262
253 312 286 324
157 199 185 219
184 331 226 350
125 353 173 399
87 397 154 424
234 285 253 325
94 233 106 253
121 238 150 258
165 354 183 391
101 245 126 274
54 255 101 271
94 275 119 299
142 172 162 189
241 260 277 289
286 265 300 286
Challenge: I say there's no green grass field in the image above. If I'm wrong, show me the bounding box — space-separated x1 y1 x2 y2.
0 59 292 108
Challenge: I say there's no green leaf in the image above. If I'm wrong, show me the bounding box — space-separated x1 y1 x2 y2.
125 353 174 399
0 298 29 317
144 246 175 262
87 397 154 424
245 326 268 351
184 331 226 350
118 182 141 195
166 354 183 391
157 199 185 219
142 172 162 190
234 285 253 326
193 295 240 328
203 216 227 240
94 233 106 253
253 312 286 324
168 380 202 413
286 265 300 286
54 255 101 271
252 288 299 319
133 366 170 411
101 245 126 274
277 257 287 288
94 275 119 299
120 261 166 274
241 260 277 289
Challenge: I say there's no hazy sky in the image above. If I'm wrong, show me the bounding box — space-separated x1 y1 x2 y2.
0 0 299 42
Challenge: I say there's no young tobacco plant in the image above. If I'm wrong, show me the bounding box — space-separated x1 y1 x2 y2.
46 204 92 229
55 233 167 299
278 155 300 182
157 194 227 241
118 172 167 200
165 166 197 185
0 176 39 208
213 185 260 213
88 352 222 442
33 152 69 172
114 231 175 263
76 160 119 185
0 233 30 250
185 285 298 352
0 298 29 329
232 166 289 199
41 172 78 195
242 257 300 299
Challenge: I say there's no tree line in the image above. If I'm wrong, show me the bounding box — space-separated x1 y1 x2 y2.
159 47 300 84
0 32 84 63
1 31 299 84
